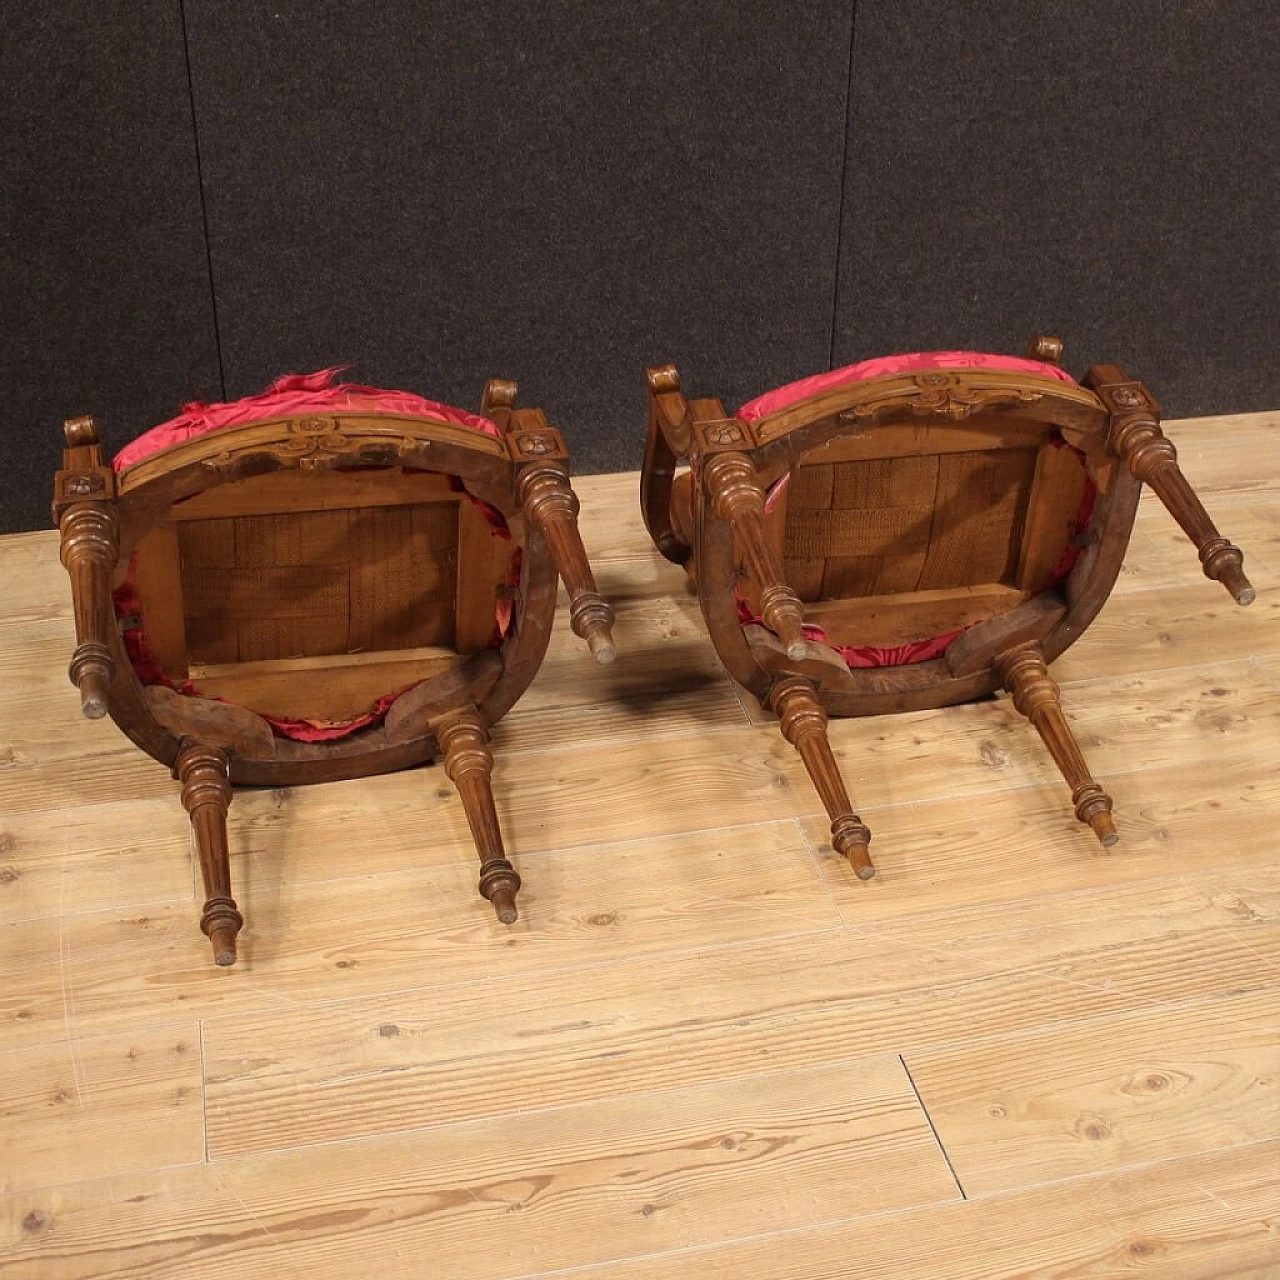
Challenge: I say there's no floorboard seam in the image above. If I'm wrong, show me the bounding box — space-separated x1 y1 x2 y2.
900 1053 966 1200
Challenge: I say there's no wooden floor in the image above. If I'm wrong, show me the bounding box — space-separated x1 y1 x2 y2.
2 410 1279 1279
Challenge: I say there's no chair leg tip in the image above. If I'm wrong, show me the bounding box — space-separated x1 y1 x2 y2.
208 927 239 967
854 863 877 881
1088 812 1119 847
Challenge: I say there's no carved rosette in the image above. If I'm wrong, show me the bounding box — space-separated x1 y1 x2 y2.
507 428 569 462
691 418 754 456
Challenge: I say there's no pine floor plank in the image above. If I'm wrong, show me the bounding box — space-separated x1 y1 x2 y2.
802 751 1280 923
545 1137 1280 1280
199 870 1280 1159
0 1023 203 1194
905 988 1280 1195
0 1056 957 1280
0 821 840 1051
3 412 1278 1279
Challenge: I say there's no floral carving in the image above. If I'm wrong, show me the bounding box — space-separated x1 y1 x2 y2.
198 418 421 473
705 422 746 447
280 417 365 470
842 374 1044 423
1109 386 1150 409
65 473 106 496
513 432 555 456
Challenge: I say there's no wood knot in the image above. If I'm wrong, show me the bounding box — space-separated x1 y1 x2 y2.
1127 1238 1166 1260
1077 1116 1112 1141
22 1209 51 1233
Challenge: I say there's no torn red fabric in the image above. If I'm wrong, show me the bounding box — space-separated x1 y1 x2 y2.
113 367 501 471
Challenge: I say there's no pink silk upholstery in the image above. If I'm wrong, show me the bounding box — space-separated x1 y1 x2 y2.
111 370 516 741
736 350 1077 424
113 367 501 472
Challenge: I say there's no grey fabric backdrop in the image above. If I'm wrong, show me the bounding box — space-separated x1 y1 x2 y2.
4 1 1277 533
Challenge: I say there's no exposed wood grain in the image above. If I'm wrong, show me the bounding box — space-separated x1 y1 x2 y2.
907 988 1280 1195
4 416 1280 1280
549 1138 1280 1280
0 1057 956 1280
0 820 841 1051
803 583 1025 647
190 645 461 724
0 1023 203 1193
801 751 1280 923
197 870 1280 1158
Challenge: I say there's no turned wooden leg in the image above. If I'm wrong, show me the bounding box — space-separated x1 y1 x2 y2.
176 743 244 966
704 451 808 660
518 465 617 664
1104 389 1253 605
435 708 521 923
998 644 1118 847
770 676 874 880
58 502 118 719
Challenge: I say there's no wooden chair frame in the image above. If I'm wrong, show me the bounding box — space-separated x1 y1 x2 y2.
642 337 1253 879
55 380 614 963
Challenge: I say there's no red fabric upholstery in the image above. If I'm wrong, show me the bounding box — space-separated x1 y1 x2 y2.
113 367 501 472
736 350 1077 424
112 370 516 741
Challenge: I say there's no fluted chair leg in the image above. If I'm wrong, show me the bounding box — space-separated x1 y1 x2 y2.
435 707 521 923
770 676 875 880
998 644 1118 847
176 742 244 966
518 465 617 664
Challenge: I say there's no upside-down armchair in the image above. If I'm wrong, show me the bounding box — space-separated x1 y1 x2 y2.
55 370 615 964
641 337 1253 879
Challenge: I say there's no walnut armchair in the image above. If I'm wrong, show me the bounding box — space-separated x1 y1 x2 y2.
55 370 615 964
642 338 1253 880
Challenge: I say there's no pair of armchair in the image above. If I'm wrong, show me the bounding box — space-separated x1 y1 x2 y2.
56 341 1252 964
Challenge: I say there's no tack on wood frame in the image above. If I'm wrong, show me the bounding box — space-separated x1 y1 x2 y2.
641 336 1254 880
53 380 615 965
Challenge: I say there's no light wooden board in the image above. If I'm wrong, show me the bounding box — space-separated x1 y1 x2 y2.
0 1057 958 1280
0 1023 203 1194
906 988 1280 1195
3 410 1279 1280
198 870 1280 1159
548 1138 1280 1280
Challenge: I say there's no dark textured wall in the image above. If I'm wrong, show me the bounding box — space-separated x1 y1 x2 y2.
835 1 1280 416
3 1 1277 533
2 3 220 535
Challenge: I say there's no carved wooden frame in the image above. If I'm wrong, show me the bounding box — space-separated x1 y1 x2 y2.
56 384 615 958
642 338 1253 876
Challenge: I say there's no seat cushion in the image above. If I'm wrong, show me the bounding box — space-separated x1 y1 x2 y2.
736 350 1077 424
113 367 502 472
